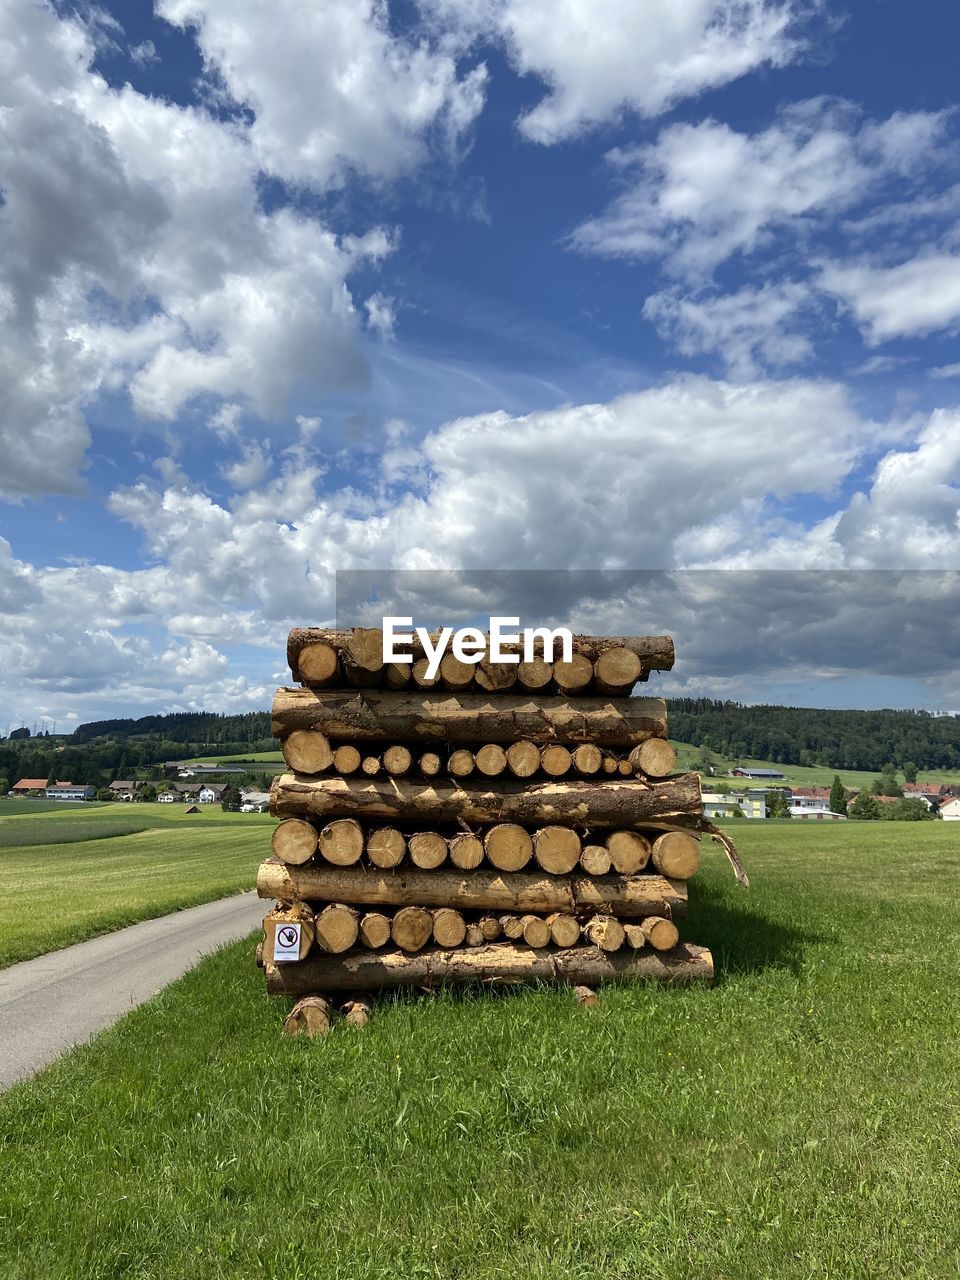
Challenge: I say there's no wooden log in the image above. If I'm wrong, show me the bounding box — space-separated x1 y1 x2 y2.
262 902 315 961
641 916 680 951
449 833 484 869
272 818 318 866
606 830 652 875
499 914 525 940
506 739 540 778
419 751 442 778
651 831 701 880
573 984 600 1007
384 661 411 690
287 629 676 681
533 825 581 875
342 627 384 687
383 745 413 777
593 647 643 694
258 860 688 919
315 903 359 953
583 915 626 952
623 923 647 950
475 657 517 692
475 743 508 777
272 687 669 746
366 826 406 869
520 915 551 948
553 653 593 694
465 923 485 946
297 643 339 688
484 823 533 871
580 844 612 876
318 818 364 866
359 911 392 948
540 744 573 777
517 656 552 693
602 756 618 775
630 739 677 778
266 941 714 996
448 749 475 779
546 912 581 948
432 908 467 948
342 997 372 1027
617 760 633 777
282 730 333 774
408 832 448 870
411 657 439 689
478 915 503 941
362 755 382 777
572 743 603 776
439 652 475 691
283 995 333 1037
271 773 701 830
391 906 433 952
333 744 361 775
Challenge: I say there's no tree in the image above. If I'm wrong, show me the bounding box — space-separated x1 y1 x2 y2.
766 789 791 819
96 788 114 802
10 727 29 740
849 792 882 820
902 761 918 784
829 775 847 816
139 784 157 802
881 797 933 821
221 784 242 812
0 775 8 796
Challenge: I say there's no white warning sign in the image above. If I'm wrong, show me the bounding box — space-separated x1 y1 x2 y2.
273 922 302 963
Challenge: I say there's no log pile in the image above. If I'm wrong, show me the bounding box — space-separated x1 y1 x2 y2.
258 626 722 1035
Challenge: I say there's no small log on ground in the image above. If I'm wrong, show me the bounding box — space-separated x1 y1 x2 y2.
359 911 392 949
546 912 581 948
630 739 678 778
449 832 484 869
259 860 688 919
484 823 533 871
282 730 333 774
342 997 372 1028
272 818 318 866
366 826 406 869
580 844 612 876
383 745 413 777
541 744 573 777
271 773 701 830
506 740 540 778
315 904 360 954
272 688 669 746
408 831 448 870
533 825 581 875
606 830 652 875
266 941 714 996
475 744 508 777
432 908 467 947
318 818 364 866
520 915 551 948
651 831 701 880
392 906 433 952
583 915 626 952
283 995 333 1037
333 745 361 775
573 984 600 1007
641 916 680 951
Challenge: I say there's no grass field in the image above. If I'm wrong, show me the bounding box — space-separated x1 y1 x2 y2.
0 805 269 967
176 750 284 765
1 822 957 1279
0 798 109 815
670 740 960 791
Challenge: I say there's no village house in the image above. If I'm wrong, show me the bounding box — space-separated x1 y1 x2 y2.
938 798 960 821
9 778 49 795
109 780 138 800
45 782 95 801
729 767 785 781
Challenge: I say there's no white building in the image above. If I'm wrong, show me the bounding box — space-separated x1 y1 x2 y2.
939 798 960 821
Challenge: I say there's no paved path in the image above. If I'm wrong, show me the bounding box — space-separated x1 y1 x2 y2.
0 892 266 1089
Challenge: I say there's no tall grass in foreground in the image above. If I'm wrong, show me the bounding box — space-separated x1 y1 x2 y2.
1 823 958 1278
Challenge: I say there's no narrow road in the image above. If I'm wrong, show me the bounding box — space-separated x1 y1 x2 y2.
0 892 266 1090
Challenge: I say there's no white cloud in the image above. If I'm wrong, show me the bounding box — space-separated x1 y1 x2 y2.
129 39 158 65
930 362 960 380
570 101 951 276
818 252 960 343
643 282 815 377
158 0 488 186
365 292 397 339
221 441 271 490
422 0 806 143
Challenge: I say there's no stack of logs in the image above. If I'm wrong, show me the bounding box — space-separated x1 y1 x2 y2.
257 627 716 1036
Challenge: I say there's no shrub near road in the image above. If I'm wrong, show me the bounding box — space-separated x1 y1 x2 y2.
1 822 958 1279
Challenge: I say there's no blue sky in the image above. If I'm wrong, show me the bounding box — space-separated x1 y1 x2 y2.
2 0 960 729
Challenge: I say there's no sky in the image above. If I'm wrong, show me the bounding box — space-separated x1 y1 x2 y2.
2 0 960 730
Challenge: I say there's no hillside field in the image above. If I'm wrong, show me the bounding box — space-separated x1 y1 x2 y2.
670 741 960 791
1 822 958 1279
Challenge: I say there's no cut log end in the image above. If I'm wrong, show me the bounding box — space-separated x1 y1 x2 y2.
432 908 467 948
318 818 364 867
366 826 406 869
475 743 508 777
484 823 534 872
271 818 318 867
392 905 434 953
540 744 573 777
297 643 339 687
408 831 448 870
546 912 581 948
553 652 593 693
449 832 484 870
333 744 362 776
593 646 643 693
533 825 582 875
641 916 680 951
448 748 475 779
282 729 333 774
651 830 701 880
506 739 541 778
573 984 600 1007
315 904 359 954
358 911 392 949
342 997 372 1028
283 995 333 1038
606 830 652 875
631 738 678 779
583 915 626 952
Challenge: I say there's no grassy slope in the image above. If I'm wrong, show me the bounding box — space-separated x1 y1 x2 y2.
0 801 273 849
1 823 958 1280
0 798 109 815
670 740 960 790
0 808 269 967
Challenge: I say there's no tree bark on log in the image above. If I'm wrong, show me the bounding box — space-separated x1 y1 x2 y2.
265 940 713 995
257 859 688 919
283 995 333 1036
270 772 701 830
342 997 372 1027
573 984 600 1007
287 628 675 682
271 687 669 746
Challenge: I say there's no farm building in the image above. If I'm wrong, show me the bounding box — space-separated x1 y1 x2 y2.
729 767 786 780
45 783 95 801
939 798 960 821
9 778 49 795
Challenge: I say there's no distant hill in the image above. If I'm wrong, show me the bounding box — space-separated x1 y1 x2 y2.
669 699 960 773
71 711 271 746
